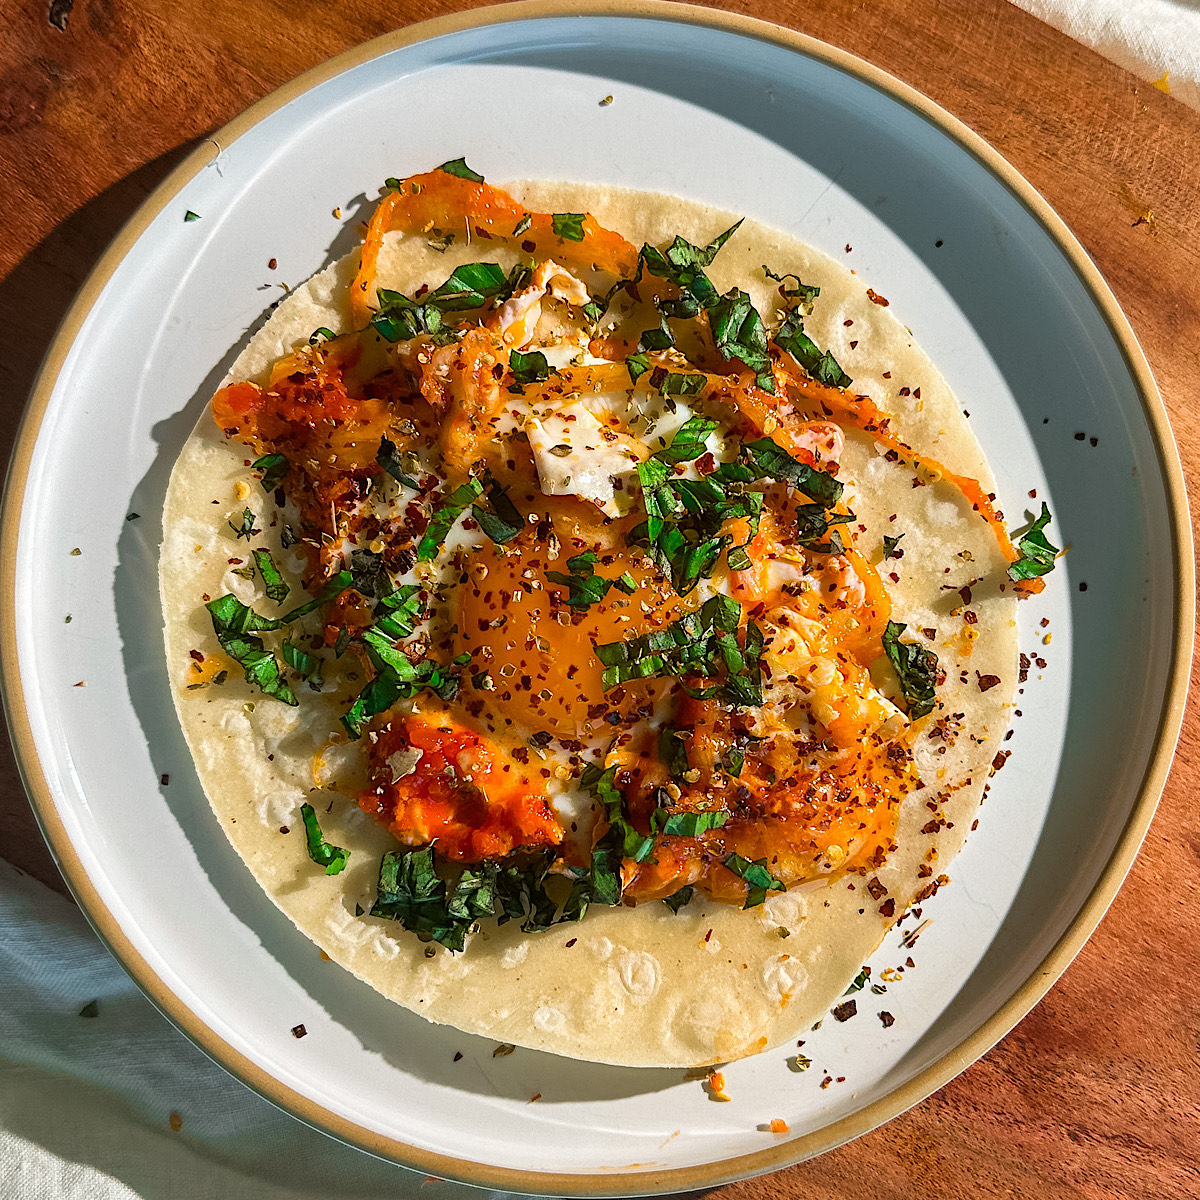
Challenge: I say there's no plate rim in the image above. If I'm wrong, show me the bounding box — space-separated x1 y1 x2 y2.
1 0 1192 1192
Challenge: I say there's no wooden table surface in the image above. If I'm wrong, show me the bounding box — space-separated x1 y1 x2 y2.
3 0 1199 1195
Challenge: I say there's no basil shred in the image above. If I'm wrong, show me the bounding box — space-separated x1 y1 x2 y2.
300 803 350 875
1008 503 1059 582
881 620 939 719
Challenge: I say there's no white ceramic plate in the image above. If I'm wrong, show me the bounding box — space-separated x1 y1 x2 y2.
3 2 1191 1193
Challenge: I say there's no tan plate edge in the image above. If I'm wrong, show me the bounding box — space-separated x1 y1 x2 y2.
1 1 1193 1194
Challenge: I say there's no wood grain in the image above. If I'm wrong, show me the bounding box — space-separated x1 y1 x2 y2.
2 1 1198 1195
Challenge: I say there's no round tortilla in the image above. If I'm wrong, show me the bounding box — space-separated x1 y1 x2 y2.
160 182 1017 1067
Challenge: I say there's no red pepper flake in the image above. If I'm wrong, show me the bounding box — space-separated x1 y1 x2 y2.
1018 653 1031 682
565 938 577 948
867 288 889 306
291 1023 307 1038
453 1051 463 1062
168 1111 183 1132
160 773 170 786
992 750 1010 772
879 1011 895 1027
958 584 972 605
832 999 857 1022
704 928 713 942
866 877 888 901
529 1093 542 1102
898 386 911 396
820 1075 833 1089
189 649 205 662
963 610 978 625
268 257 278 270
976 672 1001 692
878 898 896 918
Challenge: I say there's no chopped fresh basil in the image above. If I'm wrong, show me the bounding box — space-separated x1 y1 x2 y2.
370 289 445 342
626 352 651 385
437 157 484 183
795 503 855 550
417 478 485 561
844 966 870 995
657 810 730 838
724 746 746 777
308 327 337 345
252 453 289 494
722 852 785 908
228 508 255 540
739 437 844 507
184 210 200 222
371 585 425 640
657 371 706 398
370 844 602 951
632 427 771 596
340 654 461 739
472 473 524 546
383 176 404 191
371 846 474 950
654 415 715 466
762 265 820 309
662 885 694 913
595 594 764 708
708 288 774 391
883 533 904 558
281 639 323 685
882 620 938 719
207 595 295 705
1008 503 1058 581
429 262 512 311
657 726 690 779
252 548 290 604
581 763 655 864
551 212 586 241
774 310 852 388
509 349 553 387
546 552 635 609
637 310 675 353
377 437 419 488
639 221 742 319
300 803 349 875
512 213 531 236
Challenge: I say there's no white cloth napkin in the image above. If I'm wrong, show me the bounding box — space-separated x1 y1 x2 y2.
1009 0 1200 110
0 859 526 1200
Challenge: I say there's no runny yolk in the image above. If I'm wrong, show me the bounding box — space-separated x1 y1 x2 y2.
453 532 684 740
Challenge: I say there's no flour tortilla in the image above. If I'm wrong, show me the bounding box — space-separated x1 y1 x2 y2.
160 182 1018 1067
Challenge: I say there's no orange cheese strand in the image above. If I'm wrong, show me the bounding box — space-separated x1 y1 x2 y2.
350 171 640 328
358 713 563 863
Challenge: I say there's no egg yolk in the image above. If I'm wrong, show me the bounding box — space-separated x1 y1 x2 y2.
454 531 684 740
